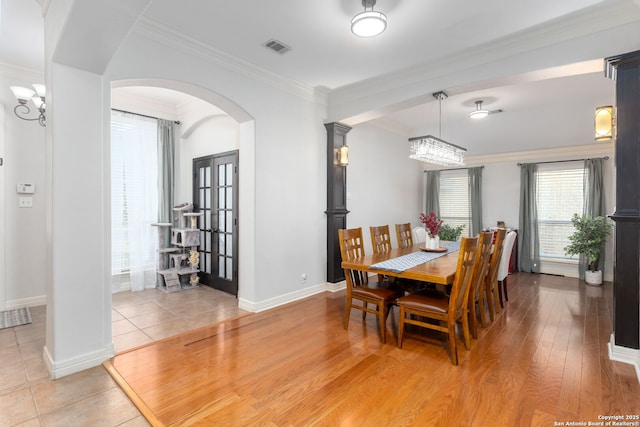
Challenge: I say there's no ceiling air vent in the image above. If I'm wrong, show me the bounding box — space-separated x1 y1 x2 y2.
263 39 292 55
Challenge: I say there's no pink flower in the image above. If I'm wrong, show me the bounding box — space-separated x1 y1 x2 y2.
420 211 443 237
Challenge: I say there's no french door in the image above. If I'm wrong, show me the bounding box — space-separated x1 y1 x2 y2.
193 151 239 296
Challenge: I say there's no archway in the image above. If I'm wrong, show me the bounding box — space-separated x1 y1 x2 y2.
108 79 256 349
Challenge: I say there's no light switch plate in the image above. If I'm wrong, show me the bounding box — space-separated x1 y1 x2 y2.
16 184 35 194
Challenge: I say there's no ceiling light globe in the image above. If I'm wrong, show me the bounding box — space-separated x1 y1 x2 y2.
351 11 387 37
469 109 489 119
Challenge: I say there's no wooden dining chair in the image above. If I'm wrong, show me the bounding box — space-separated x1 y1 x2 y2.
370 225 393 283
338 228 404 344
370 225 393 254
467 232 494 339
396 236 478 365
395 223 414 248
485 228 506 321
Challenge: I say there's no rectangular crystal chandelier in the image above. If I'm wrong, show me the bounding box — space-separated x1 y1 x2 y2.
409 135 466 166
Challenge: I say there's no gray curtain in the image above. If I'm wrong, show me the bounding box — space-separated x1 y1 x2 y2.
468 167 483 235
157 119 175 225
581 158 606 278
518 163 540 273
425 170 440 216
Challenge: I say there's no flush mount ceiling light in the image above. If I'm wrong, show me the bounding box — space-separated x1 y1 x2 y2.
409 91 466 166
10 84 46 126
351 0 387 37
469 100 490 119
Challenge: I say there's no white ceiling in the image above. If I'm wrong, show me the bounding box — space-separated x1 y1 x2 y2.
2 0 634 156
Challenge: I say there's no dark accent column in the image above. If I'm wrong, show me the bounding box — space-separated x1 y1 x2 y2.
325 122 351 283
605 51 640 350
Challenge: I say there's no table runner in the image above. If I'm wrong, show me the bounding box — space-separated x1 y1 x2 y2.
370 241 461 273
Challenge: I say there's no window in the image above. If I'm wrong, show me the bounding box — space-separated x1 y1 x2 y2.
439 169 471 237
536 162 584 260
111 111 159 275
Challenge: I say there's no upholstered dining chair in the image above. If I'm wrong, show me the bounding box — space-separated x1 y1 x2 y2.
484 228 506 321
395 223 414 249
497 230 517 307
467 232 495 339
338 228 404 344
413 227 427 244
396 236 479 365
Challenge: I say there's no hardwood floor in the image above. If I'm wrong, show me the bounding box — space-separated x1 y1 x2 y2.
105 273 640 426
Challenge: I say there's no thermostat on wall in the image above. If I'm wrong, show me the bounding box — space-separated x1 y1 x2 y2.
16 183 35 194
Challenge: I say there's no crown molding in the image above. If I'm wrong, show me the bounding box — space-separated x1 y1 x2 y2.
461 142 615 167
0 63 44 82
132 18 328 107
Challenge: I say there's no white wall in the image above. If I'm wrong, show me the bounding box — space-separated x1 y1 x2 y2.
105 30 328 308
347 123 424 254
0 65 48 309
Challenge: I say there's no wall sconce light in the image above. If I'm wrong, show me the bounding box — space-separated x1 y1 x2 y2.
334 145 349 166
595 105 613 142
10 84 46 126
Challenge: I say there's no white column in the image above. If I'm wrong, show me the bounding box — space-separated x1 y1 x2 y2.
43 63 112 378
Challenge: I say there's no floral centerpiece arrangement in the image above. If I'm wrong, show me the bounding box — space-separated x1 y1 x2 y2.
420 211 443 237
420 211 444 250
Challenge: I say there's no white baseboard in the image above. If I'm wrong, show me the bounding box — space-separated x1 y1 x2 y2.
43 343 115 379
325 280 346 293
608 334 640 384
238 281 346 313
5 295 47 310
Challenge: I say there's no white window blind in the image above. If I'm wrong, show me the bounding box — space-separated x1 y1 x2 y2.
439 169 471 236
536 162 584 260
111 111 159 275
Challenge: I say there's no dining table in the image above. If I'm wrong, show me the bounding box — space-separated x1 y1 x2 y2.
340 241 461 286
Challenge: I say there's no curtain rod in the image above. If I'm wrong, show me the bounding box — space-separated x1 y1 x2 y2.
517 156 609 166
111 108 181 125
423 165 484 173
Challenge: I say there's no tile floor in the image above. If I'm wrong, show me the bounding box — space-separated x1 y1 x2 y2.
0 285 245 426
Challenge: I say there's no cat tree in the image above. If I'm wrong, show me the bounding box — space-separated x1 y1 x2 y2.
151 203 203 292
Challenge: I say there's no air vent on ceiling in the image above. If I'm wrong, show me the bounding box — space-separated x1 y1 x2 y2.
263 39 292 55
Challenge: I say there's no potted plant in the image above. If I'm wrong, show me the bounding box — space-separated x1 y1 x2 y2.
564 213 612 286
438 224 465 241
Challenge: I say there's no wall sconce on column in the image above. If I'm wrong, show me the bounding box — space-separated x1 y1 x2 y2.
595 105 614 142
334 145 349 166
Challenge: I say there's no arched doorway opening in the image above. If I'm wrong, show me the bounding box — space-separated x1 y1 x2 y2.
108 79 256 351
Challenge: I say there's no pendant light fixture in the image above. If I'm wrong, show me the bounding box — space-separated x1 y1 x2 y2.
468 100 490 119
409 91 466 166
351 0 387 38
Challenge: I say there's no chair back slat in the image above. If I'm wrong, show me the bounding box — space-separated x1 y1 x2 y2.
395 223 414 248
370 225 393 254
468 232 494 302
448 236 479 315
338 228 370 289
